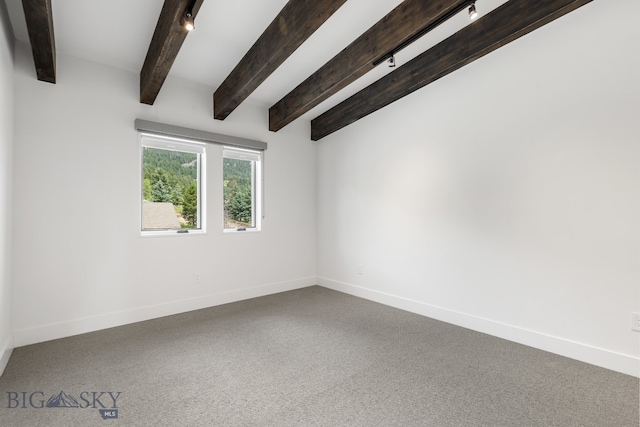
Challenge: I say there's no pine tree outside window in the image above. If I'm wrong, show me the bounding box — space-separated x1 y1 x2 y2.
140 134 205 235
223 147 262 232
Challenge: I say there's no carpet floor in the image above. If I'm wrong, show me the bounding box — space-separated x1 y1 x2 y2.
0 286 638 426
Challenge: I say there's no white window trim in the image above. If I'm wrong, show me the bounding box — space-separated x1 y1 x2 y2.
140 133 206 236
223 147 263 233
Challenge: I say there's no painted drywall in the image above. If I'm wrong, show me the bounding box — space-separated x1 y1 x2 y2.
0 0 14 376
11 42 316 346
317 0 640 376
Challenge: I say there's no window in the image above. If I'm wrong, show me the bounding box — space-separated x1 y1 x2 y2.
141 134 205 234
135 119 267 234
223 147 262 231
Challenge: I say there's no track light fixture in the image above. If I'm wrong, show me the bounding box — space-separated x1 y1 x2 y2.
468 2 478 21
183 12 195 31
182 0 197 31
373 0 479 69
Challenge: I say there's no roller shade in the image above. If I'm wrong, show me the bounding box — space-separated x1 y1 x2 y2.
135 119 267 151
223 147 262 162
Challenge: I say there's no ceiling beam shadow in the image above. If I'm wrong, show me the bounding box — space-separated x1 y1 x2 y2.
269 0 475 132
213 0 348 121
311 0 593 141
140 0 204 105
22 0 56 83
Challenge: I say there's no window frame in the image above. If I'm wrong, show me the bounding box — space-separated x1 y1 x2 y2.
140 133 206 236
222 146 263 233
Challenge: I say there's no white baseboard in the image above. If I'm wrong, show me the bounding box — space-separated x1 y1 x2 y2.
0 334 13 378
318 277 640 378
13 277 316 348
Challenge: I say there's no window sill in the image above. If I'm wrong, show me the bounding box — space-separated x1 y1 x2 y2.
141 229 205 237
223 227 261 234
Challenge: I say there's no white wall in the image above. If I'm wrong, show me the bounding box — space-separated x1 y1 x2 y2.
0 0 14 376
11 42 316 346
317 0 640 377
6 0 638 381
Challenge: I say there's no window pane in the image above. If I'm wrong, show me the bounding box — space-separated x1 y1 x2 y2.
223 156 254 229
142 146 200 231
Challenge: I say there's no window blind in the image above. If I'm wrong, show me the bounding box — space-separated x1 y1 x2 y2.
135 119 267 151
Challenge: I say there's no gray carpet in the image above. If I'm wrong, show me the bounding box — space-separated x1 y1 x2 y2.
0 286 637 426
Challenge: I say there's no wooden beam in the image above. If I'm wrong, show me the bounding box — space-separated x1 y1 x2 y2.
214 0 348 121
140 0 204 105
311 0 593 141
269 0 474 132
22 0 56 83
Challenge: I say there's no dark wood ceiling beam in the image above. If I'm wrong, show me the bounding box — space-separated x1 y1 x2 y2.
311 0 593 141
269 0 474 132
213 0 348 121
22 0 56 83
140 0 204 105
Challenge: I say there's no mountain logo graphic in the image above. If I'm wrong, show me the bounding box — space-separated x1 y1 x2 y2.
45 391 80 408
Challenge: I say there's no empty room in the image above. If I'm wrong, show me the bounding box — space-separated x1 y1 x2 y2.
0 0 638 426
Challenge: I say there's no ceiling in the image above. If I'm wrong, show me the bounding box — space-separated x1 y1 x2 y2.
4 0 519 124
